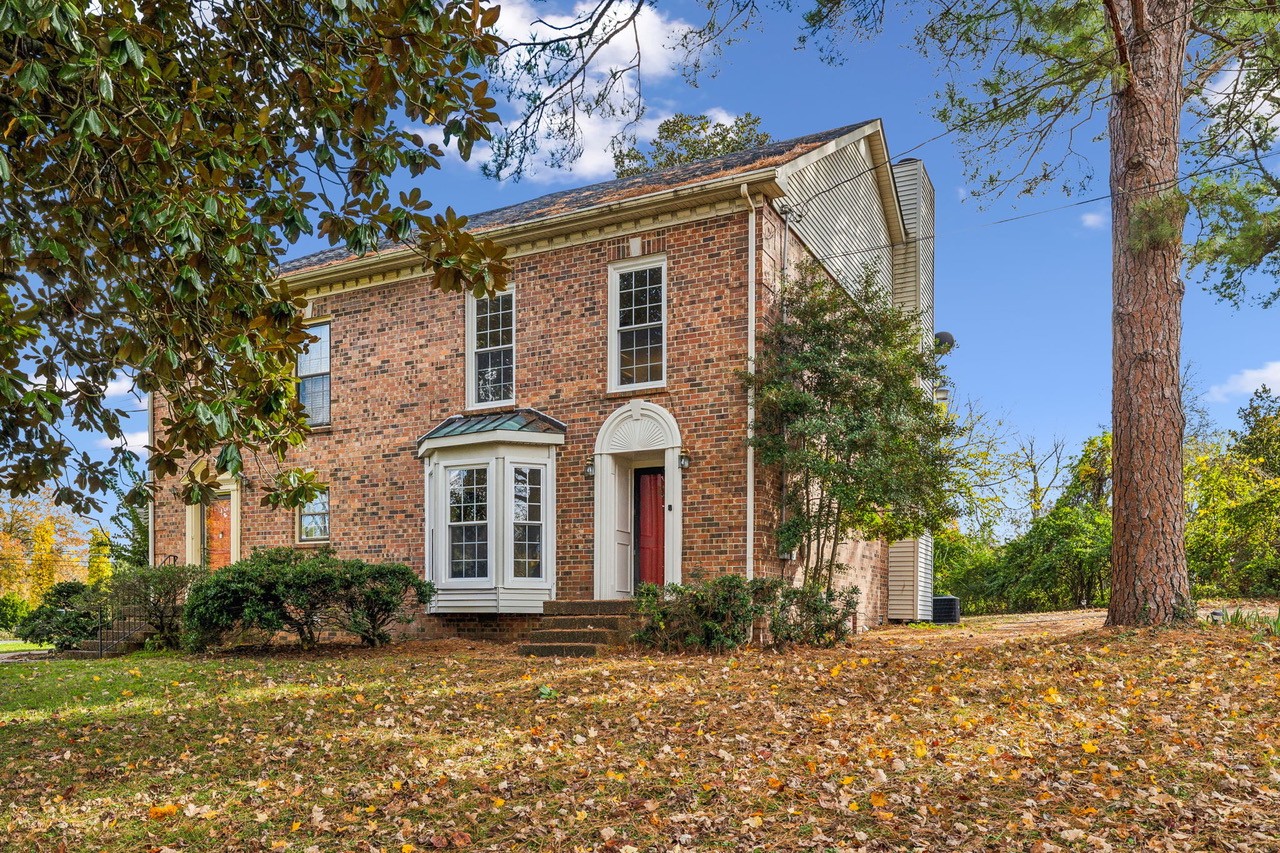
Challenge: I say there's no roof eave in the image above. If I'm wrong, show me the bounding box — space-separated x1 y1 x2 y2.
281 168 785 293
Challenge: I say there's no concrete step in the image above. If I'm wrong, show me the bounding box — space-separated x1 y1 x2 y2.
515 642 600 658
543 600 637 617
526 628 619 645
61 644 144 659
540 614 635 631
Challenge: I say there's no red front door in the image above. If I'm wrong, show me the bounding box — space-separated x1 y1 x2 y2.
635 468 665 587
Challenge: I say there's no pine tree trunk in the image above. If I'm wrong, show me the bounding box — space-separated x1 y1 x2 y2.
1106 0 1192 626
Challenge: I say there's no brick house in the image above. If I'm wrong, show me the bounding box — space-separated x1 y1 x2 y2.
149 119 937 638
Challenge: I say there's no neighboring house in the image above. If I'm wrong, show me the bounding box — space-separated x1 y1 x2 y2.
150 119 937 636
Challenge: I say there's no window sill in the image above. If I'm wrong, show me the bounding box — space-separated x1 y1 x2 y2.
605 385 669 399
294 539 331 549
305 424 333 436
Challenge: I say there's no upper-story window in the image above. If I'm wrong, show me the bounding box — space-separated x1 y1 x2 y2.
298 321 331 425
467 291 514 408
609 257 666 390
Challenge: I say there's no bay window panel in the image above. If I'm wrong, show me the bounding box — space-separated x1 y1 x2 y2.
512 465 544 579
447 467 489 579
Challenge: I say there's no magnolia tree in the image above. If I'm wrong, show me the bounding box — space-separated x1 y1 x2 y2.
0 0 510 513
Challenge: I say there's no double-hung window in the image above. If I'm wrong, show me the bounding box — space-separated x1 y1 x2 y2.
298 321 331 425
511 465 545 579
468 291 514 407
298 491 330 543
447 466 489 579
609 257 666 390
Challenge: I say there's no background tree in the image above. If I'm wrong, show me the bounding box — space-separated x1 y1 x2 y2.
747 263 956 591
494 0 1280 625
612 112 771 177
0 531 26 602
1 0 509 514
108 464 150 568
86 529 111 587
27 519 56 605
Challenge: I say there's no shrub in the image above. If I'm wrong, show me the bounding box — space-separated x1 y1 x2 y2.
333 561 434 647
184 548 427 650
635 575 781 652
184 548 343 650
15 581 102 650
0 593 29 632
109 563 208 649
769 584 861 648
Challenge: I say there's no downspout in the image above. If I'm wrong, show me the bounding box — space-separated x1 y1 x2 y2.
741 184 758 581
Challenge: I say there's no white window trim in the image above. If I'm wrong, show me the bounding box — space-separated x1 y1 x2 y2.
184 472 241 566
504 459 555 589
421 438 560 600
298 317 332 426
607 254 668 393
465 287 516 410
296 490 331 544
436 458 496 589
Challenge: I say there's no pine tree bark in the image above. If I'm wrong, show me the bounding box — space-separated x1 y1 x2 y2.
1105 0 1193 625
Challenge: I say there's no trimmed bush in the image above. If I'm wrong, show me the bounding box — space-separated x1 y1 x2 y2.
109 562 208 649
0 593 29 632
184 548 427 650
333 561 434 647
15 581 101 650
769 585 860 648
635 575 781 652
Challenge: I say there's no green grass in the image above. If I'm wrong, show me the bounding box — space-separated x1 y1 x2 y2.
0 639 51 653
1 620 1278 851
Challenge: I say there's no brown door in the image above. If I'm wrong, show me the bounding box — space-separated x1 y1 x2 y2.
204 494 233 569
635 468 665 587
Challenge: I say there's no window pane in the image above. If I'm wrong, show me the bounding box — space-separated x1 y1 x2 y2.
297 323 330 377
512 466 543 579
299 492 329 541
619 325 664 386
299 374 331 425
616 266 663 386
476 348 514 403
473 293 514 403
448 467 488 578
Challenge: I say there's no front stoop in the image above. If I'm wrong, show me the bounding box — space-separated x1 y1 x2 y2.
517 601 639 657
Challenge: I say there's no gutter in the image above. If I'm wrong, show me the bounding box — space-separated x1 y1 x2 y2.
741 183 758 581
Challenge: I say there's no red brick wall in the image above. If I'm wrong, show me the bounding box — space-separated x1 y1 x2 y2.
155 212 757 597
151 204 892 634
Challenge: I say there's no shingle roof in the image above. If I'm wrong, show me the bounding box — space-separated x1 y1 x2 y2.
278 120 874 276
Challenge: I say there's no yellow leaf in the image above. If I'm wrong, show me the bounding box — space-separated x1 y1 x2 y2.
870 792 888 808
913 740 927 758
402 845 416 853
829 665 842 677
270 842 287 851
492 797 505 807
1082 741 1099 754
148 804 178 820
744 816 763 828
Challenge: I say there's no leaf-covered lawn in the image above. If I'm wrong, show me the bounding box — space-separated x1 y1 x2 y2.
2 611 1278 851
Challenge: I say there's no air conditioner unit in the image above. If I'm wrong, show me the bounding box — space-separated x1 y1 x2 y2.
932 596 960 624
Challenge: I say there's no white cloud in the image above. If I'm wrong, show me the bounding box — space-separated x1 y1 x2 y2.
956 187 969 201
97 430 150 457
490 0 700 183
104 377 135 400
1208 360 1280 402
1080 211 1107 229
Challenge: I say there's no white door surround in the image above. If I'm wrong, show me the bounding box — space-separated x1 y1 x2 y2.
592 400 683 598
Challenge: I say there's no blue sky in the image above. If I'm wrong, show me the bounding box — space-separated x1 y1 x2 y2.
93 1 1278 530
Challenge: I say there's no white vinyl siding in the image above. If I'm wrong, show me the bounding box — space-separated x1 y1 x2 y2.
608 256 667 391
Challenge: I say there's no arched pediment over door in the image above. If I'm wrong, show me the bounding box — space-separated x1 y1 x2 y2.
592 400 684 598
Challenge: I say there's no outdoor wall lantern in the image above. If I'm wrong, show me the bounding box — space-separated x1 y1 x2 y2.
678 452 692 470
583 461 596 478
